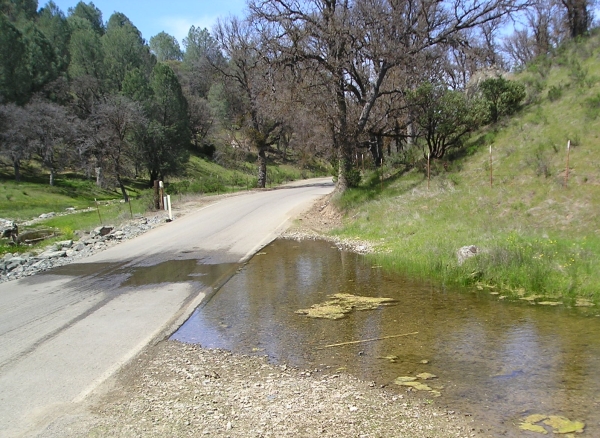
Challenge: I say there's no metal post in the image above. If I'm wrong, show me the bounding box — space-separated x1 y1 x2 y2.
94 198 102 224
427 152 430 191
159 181 164 210
167 195 172 221
128 196 133 219
565 140 571 188
153 180 160 209
490 145 493 188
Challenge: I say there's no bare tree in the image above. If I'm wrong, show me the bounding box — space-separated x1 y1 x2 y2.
88 95 146 200
560 0 594 38
250 0 530 192
503 1 563 69
27 98 79 186
213 17 284 188
0 103 33 181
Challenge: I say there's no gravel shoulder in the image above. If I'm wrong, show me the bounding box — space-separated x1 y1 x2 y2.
42 341 486 438
33 190 489 437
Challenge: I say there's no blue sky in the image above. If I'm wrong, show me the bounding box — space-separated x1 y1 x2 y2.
47 0 248 45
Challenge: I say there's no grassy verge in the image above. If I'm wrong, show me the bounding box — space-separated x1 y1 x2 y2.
334 166 600 301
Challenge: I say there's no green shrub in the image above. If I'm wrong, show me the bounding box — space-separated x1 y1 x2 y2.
547 85 563 101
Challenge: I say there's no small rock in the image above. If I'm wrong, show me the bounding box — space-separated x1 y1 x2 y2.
36 250 67 259
72 242 86 251
39 212 56 219
93 226 114 237
457 245 479 265
7 256 27 265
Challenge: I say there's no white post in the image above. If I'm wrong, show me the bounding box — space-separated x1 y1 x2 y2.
163 196 168 210
167 195 173 221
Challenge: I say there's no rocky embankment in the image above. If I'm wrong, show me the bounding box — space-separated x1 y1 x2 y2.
0 215 163 283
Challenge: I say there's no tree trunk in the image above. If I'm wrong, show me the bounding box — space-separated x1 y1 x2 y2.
563 0 589 38
14 161 20 182
336 145 351 192
49 168 55 186
95 167 103 187
257 148 267 188
149 170 159 188
117 175 129 202
335 76 351 193
370 134 383 167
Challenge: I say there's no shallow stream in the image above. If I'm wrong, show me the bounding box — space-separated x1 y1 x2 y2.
172 239 600 436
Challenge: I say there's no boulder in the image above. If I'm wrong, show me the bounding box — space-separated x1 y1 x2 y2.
72 242 86 251
92 226 114 237
7 257 27 265
1 221 18 239
457 245 479 265
36 250 67 260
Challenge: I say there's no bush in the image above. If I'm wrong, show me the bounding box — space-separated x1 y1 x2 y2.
330 159 362 188
584 93 600 119
479 76 526 123
547 85 563 102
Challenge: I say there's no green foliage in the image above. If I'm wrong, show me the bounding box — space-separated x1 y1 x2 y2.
137 63 190 184
67 17 104 79
568 58 588 87
20 22 60 94
122 67 152 102
207 82 231 124
0 14 30 103
149 31 183 62
68 1 104 36
583 93 600 119
330 159 361 188
409 82 486 159
479 76 526 123
102 12 153 93
547 85 563 102
182 26 220 66
37 2 71 74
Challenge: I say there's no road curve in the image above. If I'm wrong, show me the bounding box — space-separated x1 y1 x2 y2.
0 177 334 437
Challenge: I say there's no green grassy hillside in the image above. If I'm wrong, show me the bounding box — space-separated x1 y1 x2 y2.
334 34 600 302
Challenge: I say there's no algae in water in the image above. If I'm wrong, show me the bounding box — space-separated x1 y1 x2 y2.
519 414 585 435
295 293 396 320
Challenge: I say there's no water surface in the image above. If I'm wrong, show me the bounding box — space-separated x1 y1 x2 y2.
173 239 600 436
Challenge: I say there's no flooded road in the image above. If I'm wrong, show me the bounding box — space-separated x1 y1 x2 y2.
173 239 600 436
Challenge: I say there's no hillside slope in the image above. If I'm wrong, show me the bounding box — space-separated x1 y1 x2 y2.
334 34 600 302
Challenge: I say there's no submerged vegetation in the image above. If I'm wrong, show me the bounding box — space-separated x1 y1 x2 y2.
295 293 397 320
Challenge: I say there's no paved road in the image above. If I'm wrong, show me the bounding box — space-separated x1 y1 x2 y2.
0 178 334 437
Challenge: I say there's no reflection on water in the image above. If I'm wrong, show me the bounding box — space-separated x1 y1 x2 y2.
172 239 600 436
